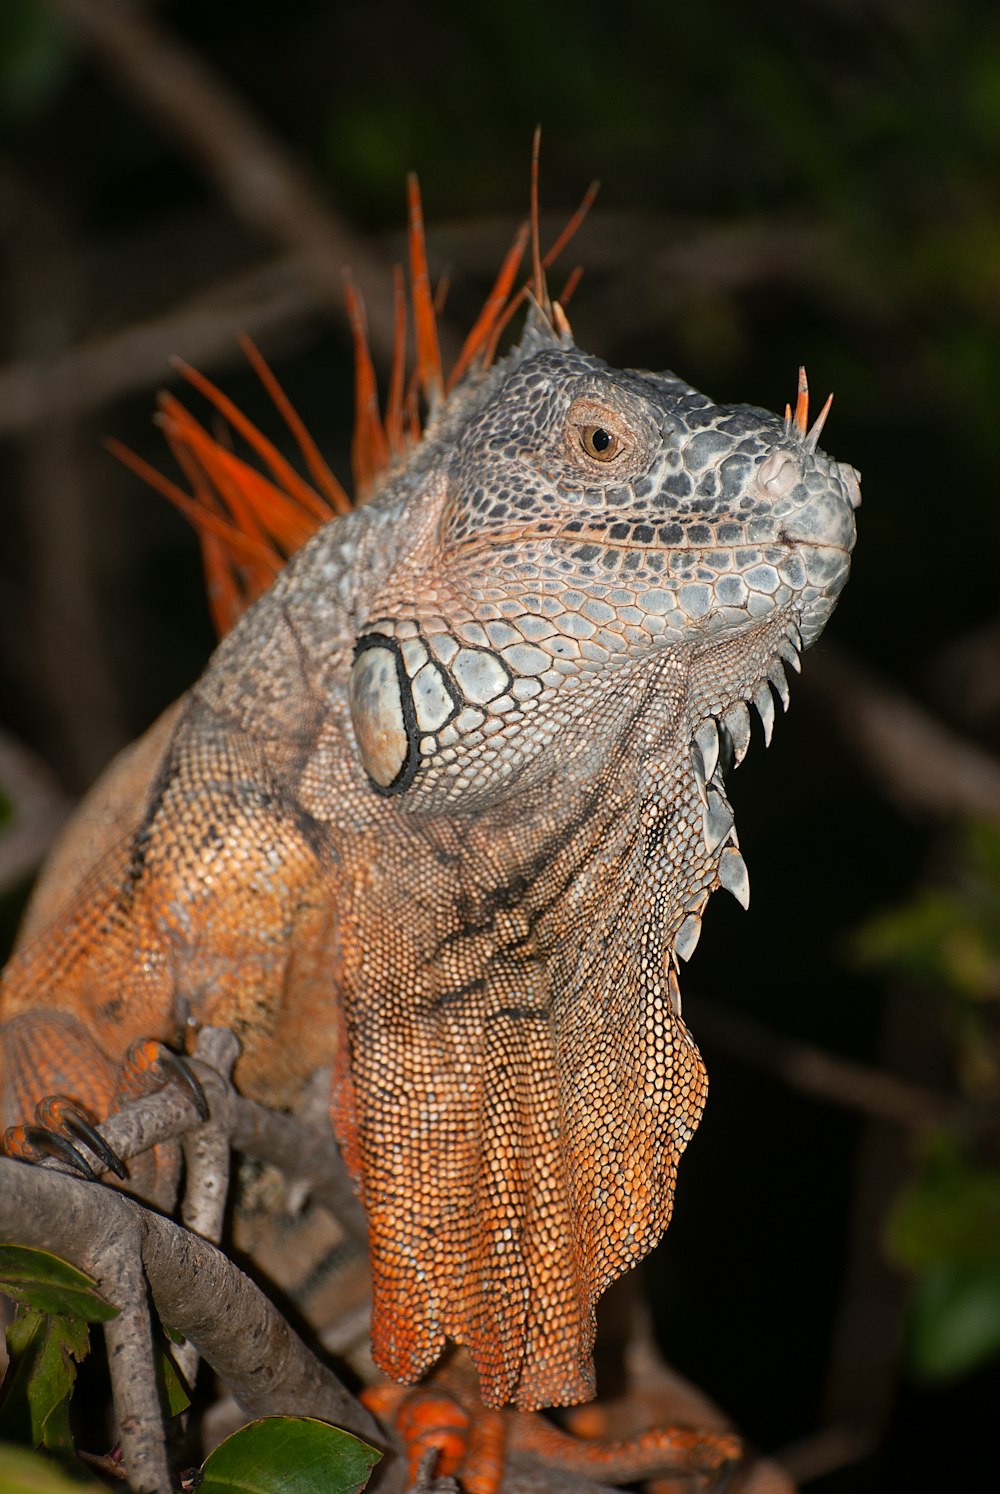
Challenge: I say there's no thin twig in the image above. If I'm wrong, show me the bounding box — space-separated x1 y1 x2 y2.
44 0 405 355
774 1422 878 1486
805 644 1000 823
100 1221 169 1494
0 258 317 439
694 995 957 1131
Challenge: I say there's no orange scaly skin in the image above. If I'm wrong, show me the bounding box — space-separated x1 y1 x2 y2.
0 177 859 1486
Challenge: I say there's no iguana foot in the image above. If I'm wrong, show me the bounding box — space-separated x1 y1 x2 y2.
4 1094 127 1178
511 1406 741 1485
1 1019 208 1205
363 1379 742 1492
362 1382 504 1494
111 1038 211 1206
115 1038 209 1121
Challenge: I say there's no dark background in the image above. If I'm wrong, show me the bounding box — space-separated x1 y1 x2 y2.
2 1 1000 1488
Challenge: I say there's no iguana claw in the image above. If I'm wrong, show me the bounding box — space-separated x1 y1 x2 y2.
35 1094 128 1178
5 1094 129 1180
5 1121 98 1179
120 1039 209 1122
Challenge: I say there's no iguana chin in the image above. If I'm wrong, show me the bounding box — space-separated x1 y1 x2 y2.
0 181 859 1419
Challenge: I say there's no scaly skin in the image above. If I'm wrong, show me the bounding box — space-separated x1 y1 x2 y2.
0 295 859 1422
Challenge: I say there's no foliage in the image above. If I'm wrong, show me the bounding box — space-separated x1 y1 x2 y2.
857 825 1000 1381
0 1248 188 1471
856 823 1000 1007
0 0 74 120
0 1443 104 1493
886 1132 1000 1380
0 1248 115 1458
199 1418 380 1494
0 1249 377 1489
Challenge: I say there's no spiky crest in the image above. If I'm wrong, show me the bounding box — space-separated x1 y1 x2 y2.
114 167 597 638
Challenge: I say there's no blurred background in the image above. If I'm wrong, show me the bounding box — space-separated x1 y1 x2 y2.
2 1 999 1488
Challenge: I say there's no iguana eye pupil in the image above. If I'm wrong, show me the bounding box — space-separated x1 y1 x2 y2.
580 425 620 461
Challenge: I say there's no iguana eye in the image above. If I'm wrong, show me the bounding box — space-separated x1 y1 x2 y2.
564 396 637 471
579 425 621 462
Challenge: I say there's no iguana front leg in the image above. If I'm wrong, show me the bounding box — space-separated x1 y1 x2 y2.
0 695 342 1195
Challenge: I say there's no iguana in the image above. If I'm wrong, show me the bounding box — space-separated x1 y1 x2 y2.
0 177 859 1479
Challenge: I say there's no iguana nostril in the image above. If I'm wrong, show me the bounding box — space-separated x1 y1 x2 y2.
757 449 799 497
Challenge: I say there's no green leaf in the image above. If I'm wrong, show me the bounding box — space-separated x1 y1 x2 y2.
853 888 997 1000
0 1443 105 1493
156 1341 191 1419
0 1248 116 1323
853 823 1000 1004
0 1307 89 1454
199 1417 380 1494
885 1133 1000 1271
906 1263 1000 1381
0 0 75 119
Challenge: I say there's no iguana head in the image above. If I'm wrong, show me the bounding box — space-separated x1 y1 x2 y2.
348 322 860 806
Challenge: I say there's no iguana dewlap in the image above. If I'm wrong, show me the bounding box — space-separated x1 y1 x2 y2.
0 207 859 1414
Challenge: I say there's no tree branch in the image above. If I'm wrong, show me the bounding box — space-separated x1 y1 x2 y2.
44 0 403 352
805 645 1000 823
0 257 317 440
0 1161 389 1466
694 995 958 1132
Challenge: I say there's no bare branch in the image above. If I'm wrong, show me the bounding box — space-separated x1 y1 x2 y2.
100 1216 170 1494
694 996 958 1132
0 1159 388 1453
0 258 317 439
44 0 403 352
775 1422 879 1487
805 645 1000 823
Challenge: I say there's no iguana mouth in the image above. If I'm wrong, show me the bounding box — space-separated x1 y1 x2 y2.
453 526 856 556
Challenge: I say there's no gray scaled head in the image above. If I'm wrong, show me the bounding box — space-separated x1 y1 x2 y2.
348 318 860 802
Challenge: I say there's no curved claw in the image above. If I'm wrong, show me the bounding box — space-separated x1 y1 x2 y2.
35 1095 128 1180
5 1122 97 1179
123 1040 210 1123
